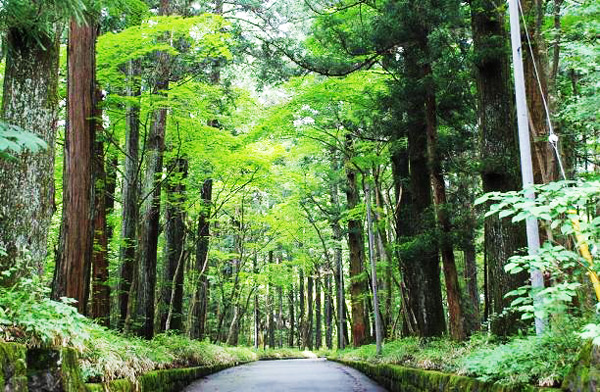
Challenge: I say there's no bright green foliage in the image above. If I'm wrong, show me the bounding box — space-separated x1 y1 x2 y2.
0 0 86 36
0 270 90 349
0 122 47 161
80 330 257 382
463 331 580 386
476 180 599 324
97 14 232 88
329 332 579 387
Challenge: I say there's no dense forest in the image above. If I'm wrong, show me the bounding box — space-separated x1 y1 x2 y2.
0 0 598 388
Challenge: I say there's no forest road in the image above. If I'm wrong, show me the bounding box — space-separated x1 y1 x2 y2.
181 358 388 392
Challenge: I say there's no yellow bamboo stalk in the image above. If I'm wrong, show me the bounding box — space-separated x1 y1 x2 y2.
569 209 600 302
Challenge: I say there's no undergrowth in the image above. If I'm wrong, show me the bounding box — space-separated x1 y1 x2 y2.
327 327 581 388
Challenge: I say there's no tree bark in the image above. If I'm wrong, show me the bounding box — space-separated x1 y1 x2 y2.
394 42 446 338
118 60 141 330
53 18 97 315
470 0 529 335
325 274 333 349
521 0 557 184
0 27 59 279
424 65 466 341
344 135 369 346
288 284 295 347
91 86 110 326
307 274 314 350
190 179 213 339
299 268 305 348
130 0 171 339
161 158 188 332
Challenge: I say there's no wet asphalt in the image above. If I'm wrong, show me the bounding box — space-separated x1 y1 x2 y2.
181 358 388 392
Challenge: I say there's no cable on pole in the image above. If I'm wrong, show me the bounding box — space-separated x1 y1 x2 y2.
517 0 567 180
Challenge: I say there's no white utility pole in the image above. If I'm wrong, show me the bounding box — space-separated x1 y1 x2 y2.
508 0 545 335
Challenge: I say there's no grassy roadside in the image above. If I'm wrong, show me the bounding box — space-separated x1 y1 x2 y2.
81 329 319 383
319 331 580 388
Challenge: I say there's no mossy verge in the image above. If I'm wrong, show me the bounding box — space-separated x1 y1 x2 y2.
0 342 27 392
562 340 600 392
85 362 248 392
330 358 561 392
26 347 86 391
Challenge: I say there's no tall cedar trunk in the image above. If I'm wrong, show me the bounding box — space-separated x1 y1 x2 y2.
424 63 466 341
225 216 243 345
253 252 260 348
91 86 110 326
470 0 528 335
325 275 333 349
373 168 393 334
53 19 96 314
161 158 188 331
0 28 59 278
118 60 141 330
191 179 212 339
464 236 480 330
307 275 314 350
288 285 295 347
330 148 349 348
521 0 557 184
299 268 305 348
344 135 369 346
267 285 275 348
398 42 446 337
391 147 417 335
131 0 170 339
277 255 284 347
316 276 322 349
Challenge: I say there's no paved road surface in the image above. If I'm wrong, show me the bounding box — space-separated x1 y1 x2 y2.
182 358 388 392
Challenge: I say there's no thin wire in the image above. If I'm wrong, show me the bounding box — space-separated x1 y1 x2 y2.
517 0 568 180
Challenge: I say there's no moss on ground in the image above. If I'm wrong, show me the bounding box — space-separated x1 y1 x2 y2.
0 342 27 392
331 359 561 392
85 363 245 392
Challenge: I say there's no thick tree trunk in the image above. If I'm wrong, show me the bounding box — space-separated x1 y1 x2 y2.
424 67 466 341
325 275 333 349
391 147 416 336
299 268 305 348
470 0 528 336
267 290 275 348
277 256 284 348
161 158 188 332
190 179 212 339
53 19 96 314
464 237 480 330
307 275 314 350
373 167 393 335
91 86 110 326
226 305 241 346
118 59 141 330
315 276 322 349
0 28 59 278
133 106 166 338
395 43 446 338
329 149 348 348
131 1 170 339
344 135 369 346
288 284 295 347
253 252 260 348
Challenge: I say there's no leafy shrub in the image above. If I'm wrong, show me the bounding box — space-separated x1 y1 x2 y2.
0 269 90 349
462 330 580 387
